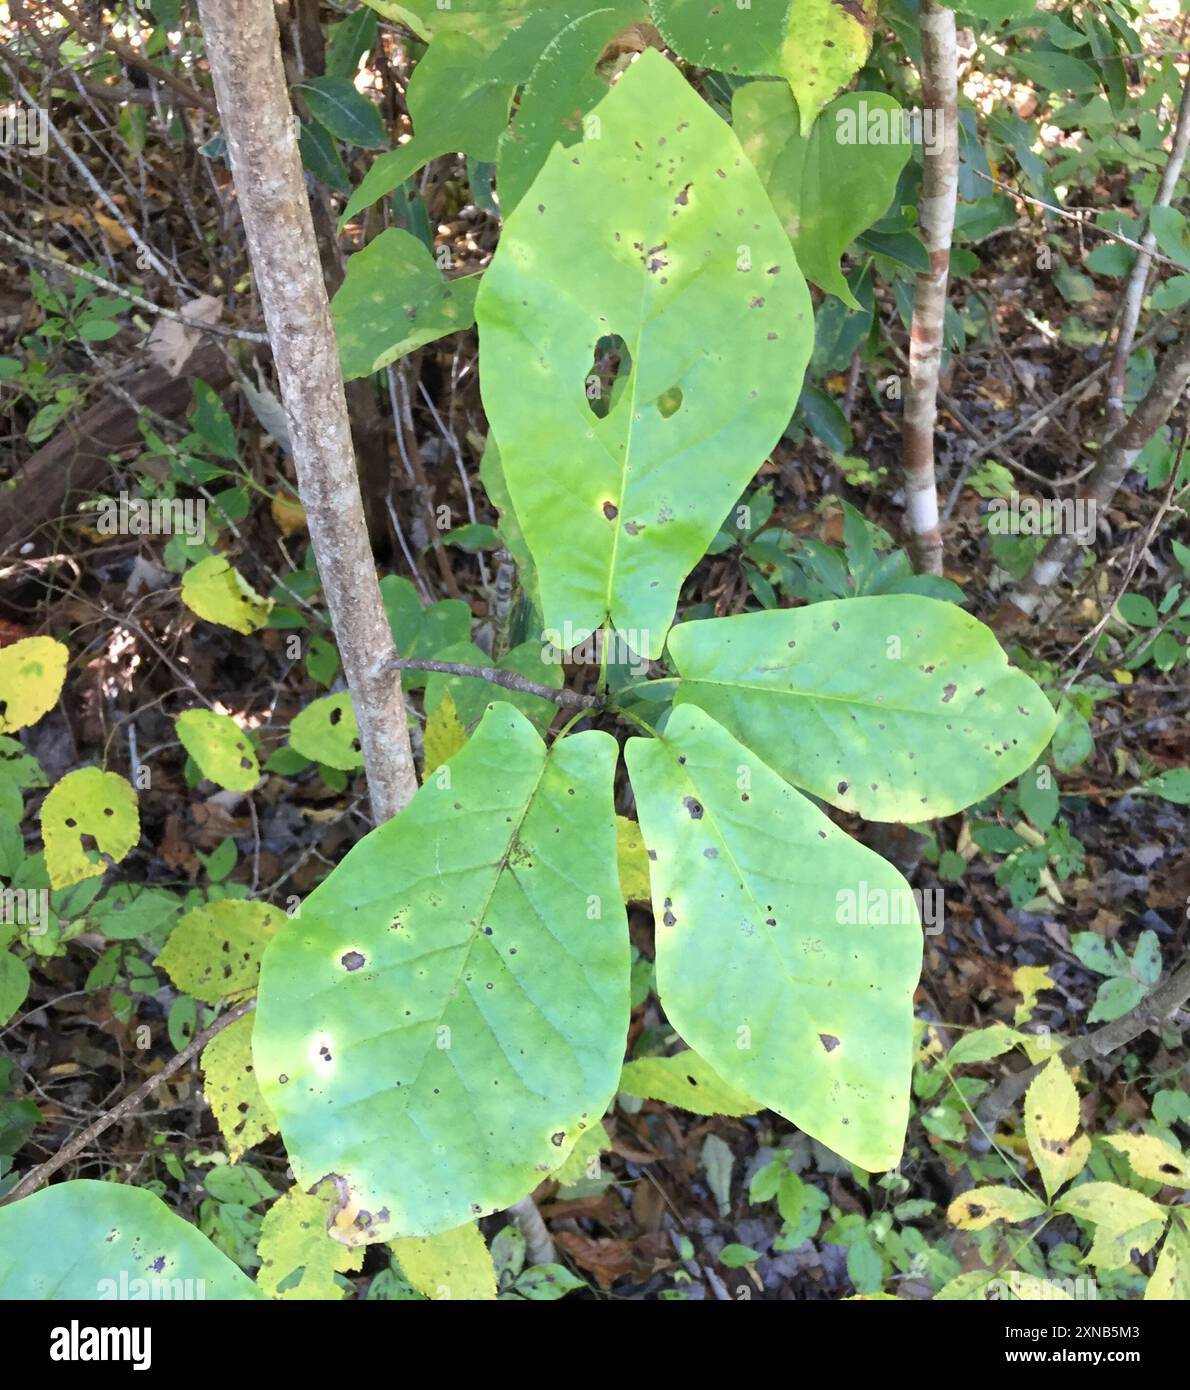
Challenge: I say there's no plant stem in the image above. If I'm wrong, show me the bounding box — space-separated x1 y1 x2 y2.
900 0 958 577
197 0 418 823
1001 330 1190 623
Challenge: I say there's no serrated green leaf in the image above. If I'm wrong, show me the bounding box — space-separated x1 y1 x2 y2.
1147 1215 1190 1300
40 768 139 889
1104 1134 1190 1189
289 692 363 771
625 705 921 1171
182 556 272 634
390 1222 497 1299
0 1180 263 1298
734 85 909 307
0 637 68 734
476 50 812 660
202 1011 277 1161
254 705 629 1239
1025 1057 1089 1200
1055 1182 1167 1270
256 1185 364 1299
670 595 1057 821
947 1185 1047 1230
0 951 30 1024
332 228 479 380
175 710 260 792
156 900 284 1006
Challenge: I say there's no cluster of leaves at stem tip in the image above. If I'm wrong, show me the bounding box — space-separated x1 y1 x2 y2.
0 0 1073 1291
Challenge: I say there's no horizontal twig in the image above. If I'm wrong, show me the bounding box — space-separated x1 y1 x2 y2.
0 997 256 1207
385 656 603 710
0 229 269 343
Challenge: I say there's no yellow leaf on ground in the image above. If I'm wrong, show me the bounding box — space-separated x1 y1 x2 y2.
257 1186 363 1300
1147 1215 1190 1300
0 636 68 733
615 816 652 903
422 690 468 779
1055 1182 1167 1271
1012 964 1053 1026
1105 1134 1190 1189
947 1186 1047 1231
156 899 284 1005
181 555 272 634
1025 1056 1088 1199
620 1051 758 1117
270 493 307 538
201 1011 277 1161
40 767 139 888
390 1222 496 1301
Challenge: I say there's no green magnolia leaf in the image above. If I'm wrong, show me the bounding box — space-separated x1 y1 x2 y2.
620 1049 758 1117
0 1180 264 1298
254 704 629 1239
175 710 260 792
625 705 922 1170
332 229 479 380
289 692 363 770
497 1 644 215
733 85 910 308
653 0 875 130
477 50 812 659
670 595 1057 821
40 768 139 889
182 556 272 634
294 75 386 148
0 636 68 733
379 576 473 690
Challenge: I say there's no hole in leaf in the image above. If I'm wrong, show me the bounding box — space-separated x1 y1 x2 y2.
583 334 631 419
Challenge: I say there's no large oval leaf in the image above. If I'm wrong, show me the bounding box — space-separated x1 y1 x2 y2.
254 705 628 1240
0 1181 263 1299
476 48 812 660
670 595 1057 821
626 705 921 1170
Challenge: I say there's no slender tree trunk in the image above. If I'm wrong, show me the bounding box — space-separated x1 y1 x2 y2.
197 0 417 822
901 0 958 577
1000 331 1190 624
1104 72 1190 435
